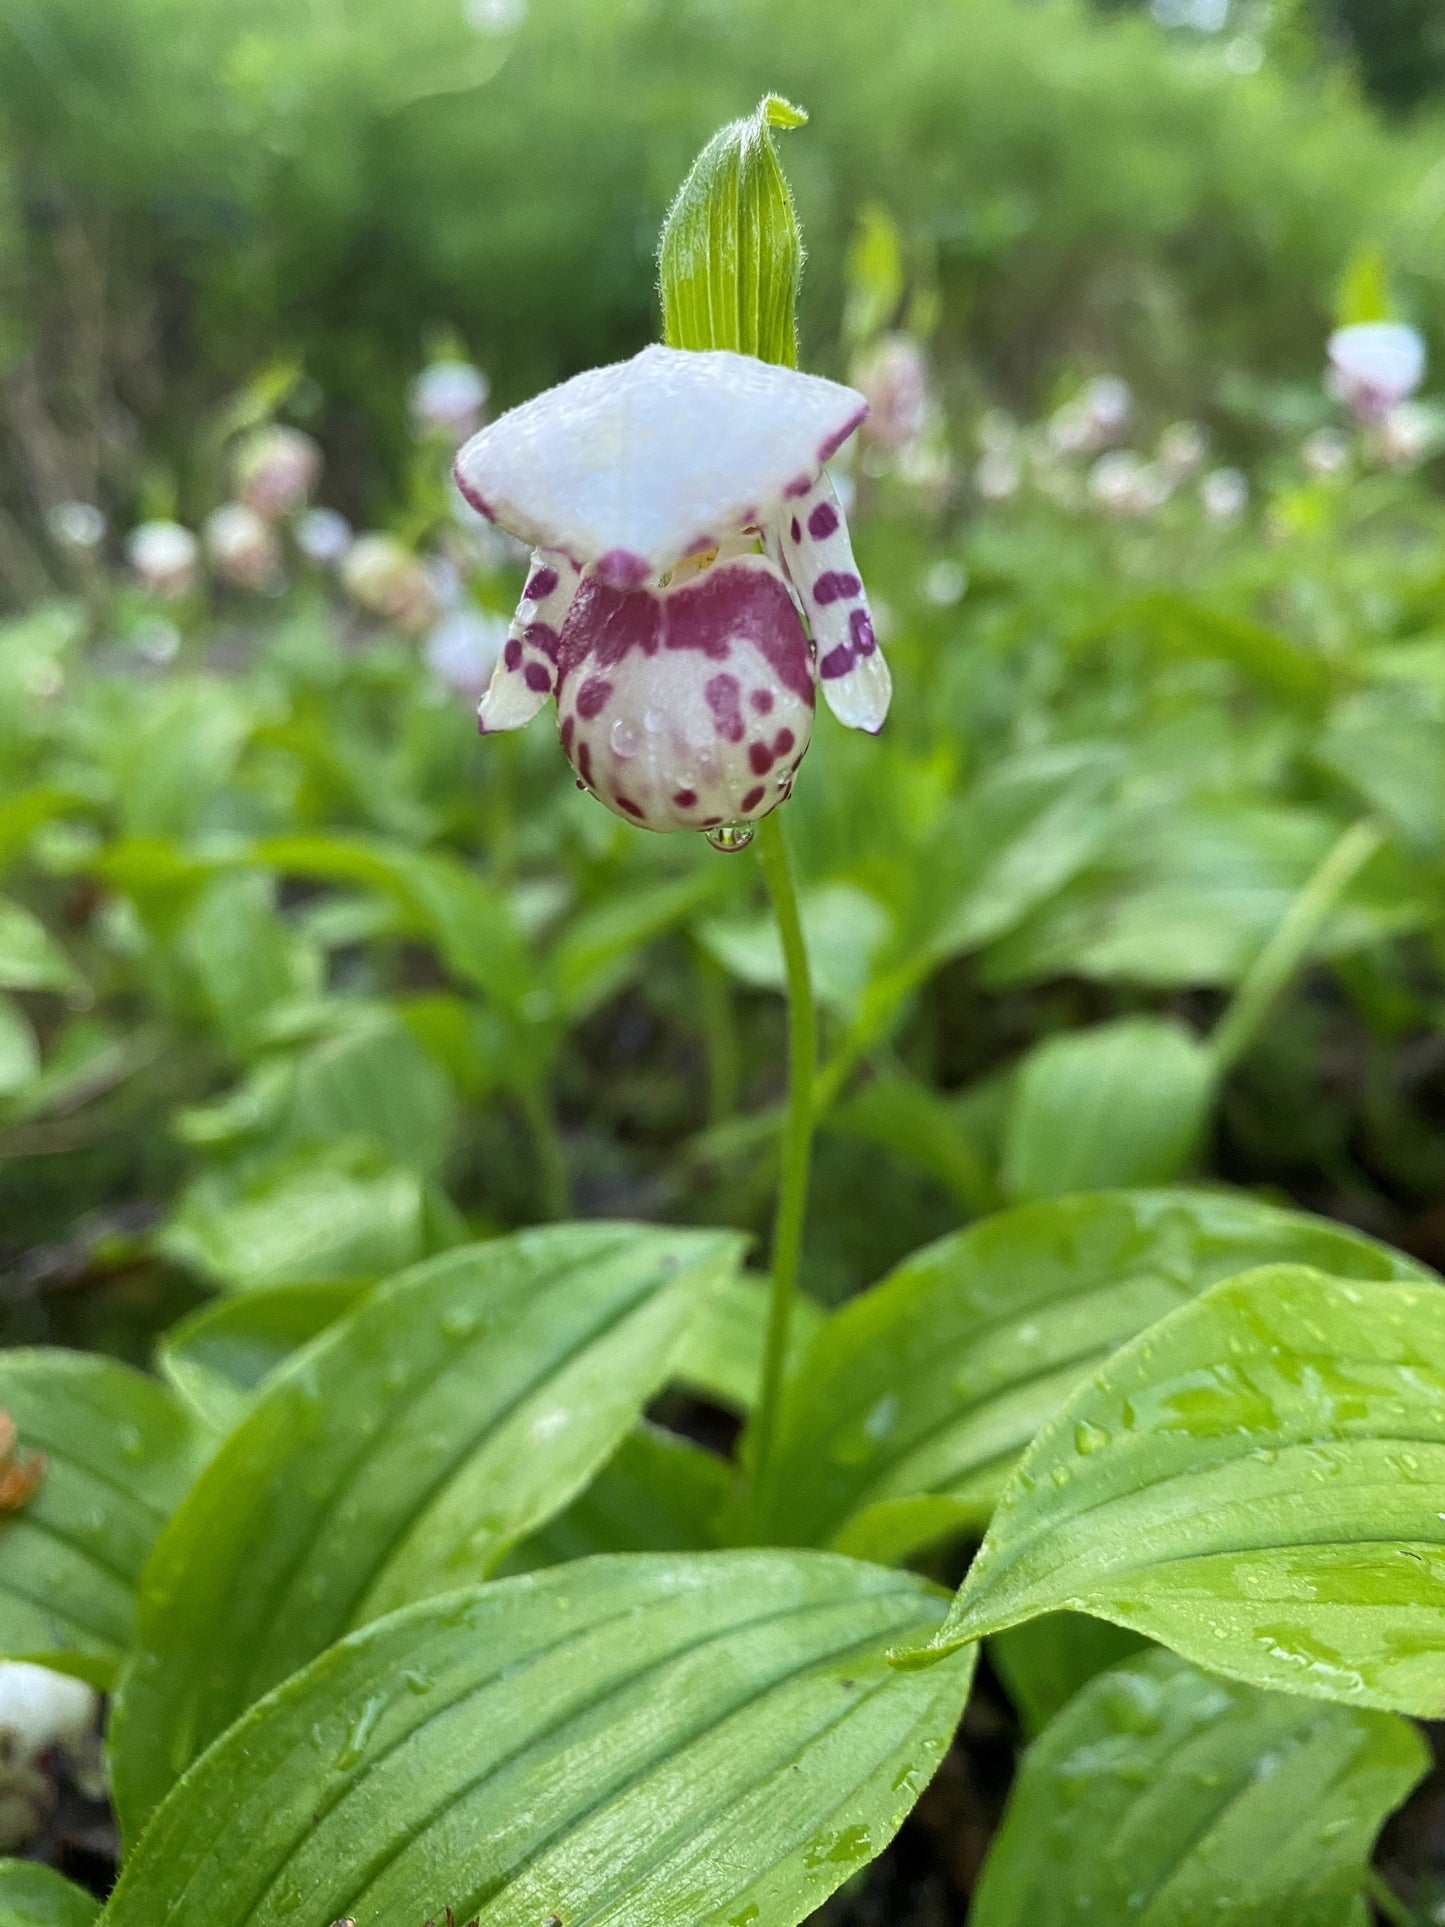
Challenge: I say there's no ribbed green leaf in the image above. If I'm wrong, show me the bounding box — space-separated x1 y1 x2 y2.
988 1611 1145 1736
157 1282 366 1433
748 1191 1430 1560
110 1224 744 1836
972 1649 1426 1926
660 95 808 367
905 1266 1445 1713
0 1861 99 1927
103 1553 975 1927
0 1352 210 1687
505 1421 732 1569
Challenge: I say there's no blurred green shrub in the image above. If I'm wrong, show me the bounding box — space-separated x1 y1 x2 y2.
4 0 1445 528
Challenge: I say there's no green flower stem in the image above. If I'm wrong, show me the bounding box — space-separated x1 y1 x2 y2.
751 807 817 1491
1211 818 1383 1074
1364 1867 1418 1927
519 1077 570 1221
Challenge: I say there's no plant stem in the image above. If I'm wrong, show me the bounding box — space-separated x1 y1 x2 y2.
1211 818 1383 1074
1365 1867 1418 1927
750 808 818 1493
519 1078 569 1220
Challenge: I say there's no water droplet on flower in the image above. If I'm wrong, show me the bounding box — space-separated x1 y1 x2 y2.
706 820 755 853
642 708 666 734
610 719 638 757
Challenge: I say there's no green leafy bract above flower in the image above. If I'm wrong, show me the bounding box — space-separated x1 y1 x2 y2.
660 95 808 369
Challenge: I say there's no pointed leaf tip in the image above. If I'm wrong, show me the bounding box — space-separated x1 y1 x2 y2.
659 95 808 369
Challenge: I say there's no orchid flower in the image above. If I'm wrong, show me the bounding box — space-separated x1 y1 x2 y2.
1326 322 1426 424
455 343 888 838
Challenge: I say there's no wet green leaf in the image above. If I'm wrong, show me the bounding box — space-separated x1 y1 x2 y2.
1002 1018 1216 1199
159 1148 429 1291
0 1860 99 1926
110 1223 745 1835
749 1192 1430 1561
988 1611 1146 1736
104 1553 975 1927
972 1649 1426 1926
907 1266 1445 1713
157 1282 367 1433
660 95 808 367
0 1352 210 1687
505 1421 733 1568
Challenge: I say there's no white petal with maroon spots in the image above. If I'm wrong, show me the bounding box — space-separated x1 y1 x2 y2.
476 549 581 733
554 554 815 833
780 472 891 734
454 345 867 578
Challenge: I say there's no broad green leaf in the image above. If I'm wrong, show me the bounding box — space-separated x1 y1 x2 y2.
0 993 39 1096
505 1421 733 1568
250 833 532 1010
698 883 893 1018
0 1861 99 1927
984 801 1412 991
281 1011 457 1173
907 1266 1445 1713
1002 1018 1216 1199
675 1270 825 1413
0 1353 210 1687
830 1070 1004 1216
0 898 80 996
971 1649 1426 1926
157 1282 367 1433
908 745 1121 966
988 1611 1145 1736
110 1223 745 1835
1317 686 1445 855
660 95 808 367
173 873 321 1051
109 681 251 838
104 1552 975 1927
749 1191 1432 1561
1129 593 1331 708
159 1150 428 1291
551 868 736 1021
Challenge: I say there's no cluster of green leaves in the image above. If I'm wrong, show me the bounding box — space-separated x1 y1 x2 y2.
4 1186 1443 1922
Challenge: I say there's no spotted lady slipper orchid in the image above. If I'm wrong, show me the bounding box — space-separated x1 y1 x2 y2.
455 344 887 838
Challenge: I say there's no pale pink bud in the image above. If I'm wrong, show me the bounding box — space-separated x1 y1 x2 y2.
233 426 321 520
850 335 934 454
341 534 440 633
205 504 282 591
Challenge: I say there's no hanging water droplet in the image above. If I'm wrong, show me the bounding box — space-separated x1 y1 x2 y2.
610 718 639 757
706 820 755 853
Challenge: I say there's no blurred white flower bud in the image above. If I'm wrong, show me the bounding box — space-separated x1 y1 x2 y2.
1200 466 1248 524
975 448 1021 502
294 506 353 567
47 501 106 551
1301 426 1350 479
1083 375 1132 438
125 520 199 599
233 426 321 520
0 1663 98 1764
423 606 510 697
1088 450 1168 516
850 334 935 454
1326 322 1426 425
205 503 283 592
1157 420 1207 482
341 533 439 633
1369 401 1434 471
410 360 491 445
1048 376 1132 459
